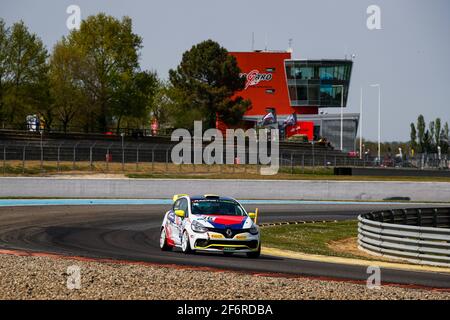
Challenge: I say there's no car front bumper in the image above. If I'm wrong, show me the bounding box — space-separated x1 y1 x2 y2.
192 231 260 252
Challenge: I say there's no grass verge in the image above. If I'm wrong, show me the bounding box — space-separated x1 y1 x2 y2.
261 220 360 259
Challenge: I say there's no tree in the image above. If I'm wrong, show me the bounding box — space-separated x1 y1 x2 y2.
31 69 53 130
169 40 251 129
441 122 450 154
2 21 48 127
0 19 9 128
429 121 435 149
423 130 432 153
48 40 88 132
148 80 177 128
111 70 158 132
435 118 441 147
417 115 426 152
410 122 417 151
65 14 142 132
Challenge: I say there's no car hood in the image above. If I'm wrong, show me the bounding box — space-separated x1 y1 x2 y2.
193 215 252 230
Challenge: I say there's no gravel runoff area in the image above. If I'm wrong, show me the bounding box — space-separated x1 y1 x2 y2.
1 253 450 300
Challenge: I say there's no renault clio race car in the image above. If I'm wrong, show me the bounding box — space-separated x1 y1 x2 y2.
159 194 261 258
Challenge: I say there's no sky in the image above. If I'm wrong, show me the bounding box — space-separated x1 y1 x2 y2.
1 0 449 142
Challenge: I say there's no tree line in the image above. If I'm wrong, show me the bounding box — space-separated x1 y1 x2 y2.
410 115 449 154
360 116 449 158
0 15 249 134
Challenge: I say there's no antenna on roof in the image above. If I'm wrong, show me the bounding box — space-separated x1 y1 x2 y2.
251 32 255 51
287 38 293 53
264 33 268 51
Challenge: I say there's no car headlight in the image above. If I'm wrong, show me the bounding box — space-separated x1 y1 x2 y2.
249 224 259 235
191 220 208 233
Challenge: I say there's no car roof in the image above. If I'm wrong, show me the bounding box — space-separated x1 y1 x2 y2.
189 195 237 202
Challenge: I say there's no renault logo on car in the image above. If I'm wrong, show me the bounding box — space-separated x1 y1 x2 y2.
226 228 233 238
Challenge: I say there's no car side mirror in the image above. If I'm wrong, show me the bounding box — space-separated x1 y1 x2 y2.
248 208 258 223
175 209 185 218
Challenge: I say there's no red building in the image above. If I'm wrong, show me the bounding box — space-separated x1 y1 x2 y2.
228 51 357 147
230 51 320 117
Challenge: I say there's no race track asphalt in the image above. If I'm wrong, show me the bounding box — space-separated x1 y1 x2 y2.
0 202 450 289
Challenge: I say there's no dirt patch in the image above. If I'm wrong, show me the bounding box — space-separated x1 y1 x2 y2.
327 237 403 263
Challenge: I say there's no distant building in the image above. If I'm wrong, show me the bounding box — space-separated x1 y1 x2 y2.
228 51 359 152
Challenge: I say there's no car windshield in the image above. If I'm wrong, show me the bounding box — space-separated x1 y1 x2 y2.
190 199 246 216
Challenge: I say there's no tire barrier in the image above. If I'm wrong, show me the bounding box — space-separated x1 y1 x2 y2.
358 208 450 267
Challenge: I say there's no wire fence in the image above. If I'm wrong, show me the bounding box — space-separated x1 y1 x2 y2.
0 140 449 175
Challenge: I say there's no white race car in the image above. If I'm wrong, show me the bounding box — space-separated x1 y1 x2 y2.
159 194 261 258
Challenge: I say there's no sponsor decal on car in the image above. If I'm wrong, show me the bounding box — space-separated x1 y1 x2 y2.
209 233 224 239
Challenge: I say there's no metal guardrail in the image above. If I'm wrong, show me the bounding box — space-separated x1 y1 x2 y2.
358 208 450 267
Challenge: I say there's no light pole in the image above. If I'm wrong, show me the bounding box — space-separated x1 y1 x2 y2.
341 88 344 151
333 85 345 151
40 130 43 172
370 84 381 163
121 133 125 171
359 87 363 159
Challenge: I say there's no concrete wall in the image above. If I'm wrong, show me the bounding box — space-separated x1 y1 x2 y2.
1 177 450 202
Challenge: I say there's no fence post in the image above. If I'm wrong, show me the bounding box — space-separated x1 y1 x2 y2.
122 144 125 172
22 146 26 173
290 152 294 174
72 146 76 170
302 153 305 174
312 142 315 173
40 139 44 173
89 145 93 171
151 149 155 172
106 147 110 172
72 142 79 171
136 146 139 171
243 152 247 174
165 149 169 172
3 145 5 175
57 146 61 172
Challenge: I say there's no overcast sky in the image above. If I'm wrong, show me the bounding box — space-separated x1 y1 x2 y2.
1 0 449 141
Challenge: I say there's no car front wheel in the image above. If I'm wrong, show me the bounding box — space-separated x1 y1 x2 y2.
160 227 172 251
181 230 193 254
246 243 261 258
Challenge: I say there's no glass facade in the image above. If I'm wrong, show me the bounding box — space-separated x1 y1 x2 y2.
285 60 352 108
321 119 358 152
